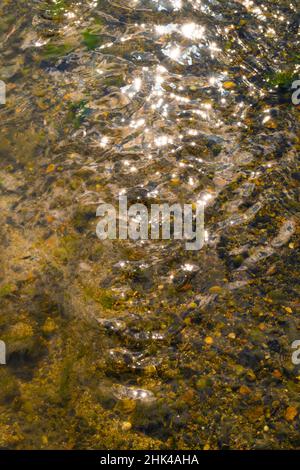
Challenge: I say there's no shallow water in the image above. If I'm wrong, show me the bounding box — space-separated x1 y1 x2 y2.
0 0 299 450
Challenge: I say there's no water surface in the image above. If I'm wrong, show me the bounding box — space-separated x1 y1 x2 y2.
0 0 299 450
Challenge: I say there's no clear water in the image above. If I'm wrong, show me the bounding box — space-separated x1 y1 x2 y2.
0 0 299 450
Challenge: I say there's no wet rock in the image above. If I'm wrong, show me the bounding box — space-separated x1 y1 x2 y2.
0 369 19 405
238 348 264 371
267 339 281 353
112 385 155 403
97 318 127 334
122 187 151 205
291 172 300 182
121 421 132 432
172 264 200 290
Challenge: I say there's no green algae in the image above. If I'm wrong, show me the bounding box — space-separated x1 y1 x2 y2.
42 0 68 20
82 31 103 50
42 43 74 59
0 284 15 298
266 71 298 90
83 285 116 310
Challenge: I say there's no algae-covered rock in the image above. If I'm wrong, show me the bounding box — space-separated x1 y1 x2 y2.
0 369 19 405
3 321 45 371
42 317 58 336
